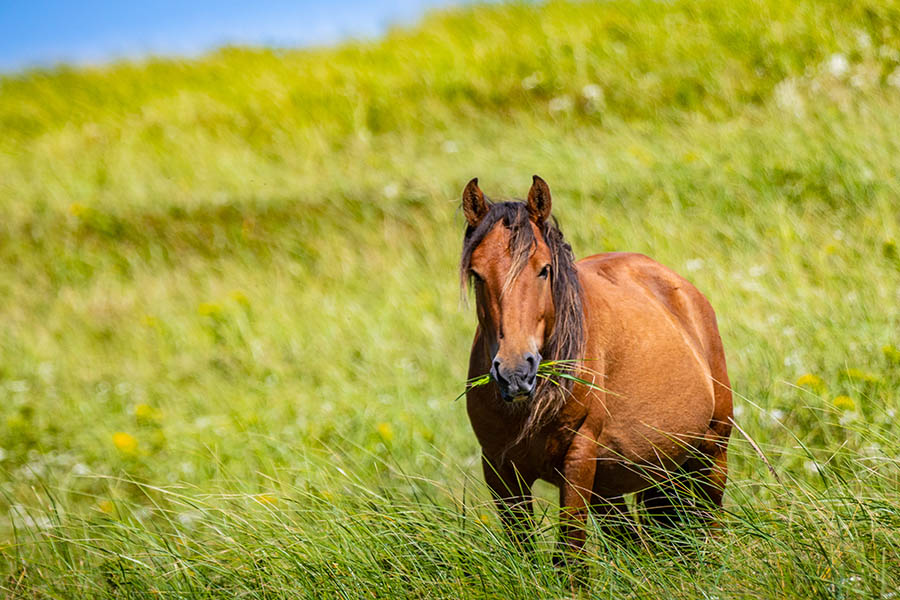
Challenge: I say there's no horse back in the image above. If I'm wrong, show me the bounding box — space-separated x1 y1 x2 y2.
578 252 723 362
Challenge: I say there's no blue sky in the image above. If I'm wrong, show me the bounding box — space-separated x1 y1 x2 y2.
0 1 470 72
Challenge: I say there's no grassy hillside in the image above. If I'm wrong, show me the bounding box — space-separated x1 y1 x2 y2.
2 0 900 597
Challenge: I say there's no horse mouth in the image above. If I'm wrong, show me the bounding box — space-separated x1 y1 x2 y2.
505 392 533 403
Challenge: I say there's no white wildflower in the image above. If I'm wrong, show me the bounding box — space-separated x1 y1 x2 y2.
178 510 202 526
441 140 458 154
582 83 604 101
739 279 765 293
548 95 574 114
9 505 51 530
382 183 399 199
685 258 704 272
827 53 850 78
783 351 803 369
37 362 54 383
581 83 605 113
839 411 858 426
749 265 766 277
7 380 29 393
862 443 882 457
879 46 900 61
887 66 900 89
774 78 805 117
521 71 543 91
133 507 153 521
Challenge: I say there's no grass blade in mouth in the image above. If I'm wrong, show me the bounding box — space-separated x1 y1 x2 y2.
457 359 611 399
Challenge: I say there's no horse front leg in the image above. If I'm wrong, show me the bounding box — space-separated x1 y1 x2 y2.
482 456 534 552
555 433 599 563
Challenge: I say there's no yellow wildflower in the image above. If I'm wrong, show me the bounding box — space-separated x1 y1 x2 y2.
882 345 900 365
135 403 160 423
68 202 87 217
112 432 138 454
832 395 856 411
627 144 654 166
420 427 435 443
197 302 223 317
796 373 825 390
254 494 278 506
98 500 115 515
6 415 27 431
141 314 159 328
228 290 249 306
376 422 393 442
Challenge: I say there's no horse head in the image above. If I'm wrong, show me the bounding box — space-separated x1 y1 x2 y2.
460 176 576 403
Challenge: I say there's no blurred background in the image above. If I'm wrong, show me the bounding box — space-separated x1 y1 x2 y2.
1 1 899 597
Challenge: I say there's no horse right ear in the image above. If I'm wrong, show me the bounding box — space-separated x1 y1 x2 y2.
462 178 489 227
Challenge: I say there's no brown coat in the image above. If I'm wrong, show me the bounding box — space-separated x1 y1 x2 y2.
461 177 732 556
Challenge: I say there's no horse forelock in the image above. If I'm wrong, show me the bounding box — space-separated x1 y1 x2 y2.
460 202 534 295
460 201 586 442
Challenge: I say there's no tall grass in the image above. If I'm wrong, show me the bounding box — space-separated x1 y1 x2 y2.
1 0 899 597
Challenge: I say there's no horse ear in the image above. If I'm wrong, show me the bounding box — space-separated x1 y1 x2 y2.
526 175 552 223
462 177 489 227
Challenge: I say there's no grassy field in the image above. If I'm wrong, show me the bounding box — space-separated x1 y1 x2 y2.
2 0 900 597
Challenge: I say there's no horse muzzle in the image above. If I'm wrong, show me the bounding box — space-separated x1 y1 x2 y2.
490 352 541 402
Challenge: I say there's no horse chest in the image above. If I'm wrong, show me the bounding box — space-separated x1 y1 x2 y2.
467 395 584 479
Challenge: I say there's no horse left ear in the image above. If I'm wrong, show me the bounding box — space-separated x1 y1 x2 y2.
462 177 489 227
527 175 552 223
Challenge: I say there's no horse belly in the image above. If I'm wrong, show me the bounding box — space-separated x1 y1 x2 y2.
591 350 716 493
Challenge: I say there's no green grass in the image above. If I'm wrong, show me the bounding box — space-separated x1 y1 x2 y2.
2 0 900 597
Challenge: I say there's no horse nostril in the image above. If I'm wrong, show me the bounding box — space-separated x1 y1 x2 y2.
491 359 505 384
521 352 540 386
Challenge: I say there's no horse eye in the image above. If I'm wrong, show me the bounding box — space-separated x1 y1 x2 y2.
538 264 551 279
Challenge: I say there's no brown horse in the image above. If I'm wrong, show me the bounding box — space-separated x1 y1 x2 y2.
460 176 732 558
